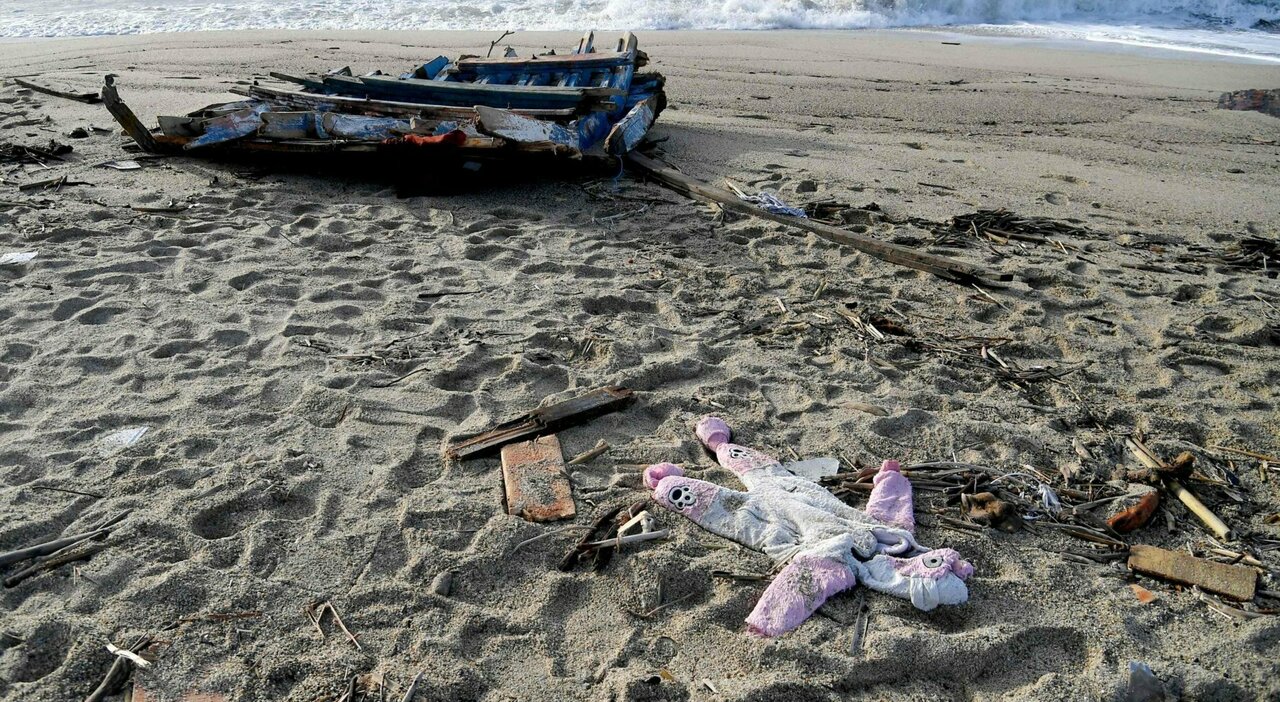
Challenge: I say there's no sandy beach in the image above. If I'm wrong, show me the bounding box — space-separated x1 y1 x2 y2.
1 29 1278 701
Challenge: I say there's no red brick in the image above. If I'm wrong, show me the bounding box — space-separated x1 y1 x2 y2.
501 435 575 522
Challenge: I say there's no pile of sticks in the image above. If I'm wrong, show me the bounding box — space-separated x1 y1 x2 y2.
1182 236 1277 277
0 510 127 588
0 140 71 166
932 209 1098 248
835 303 1084 392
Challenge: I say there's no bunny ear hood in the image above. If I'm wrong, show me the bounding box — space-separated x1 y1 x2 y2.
857 550 972 611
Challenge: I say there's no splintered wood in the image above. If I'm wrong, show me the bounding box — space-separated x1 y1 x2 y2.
1128 545 1256 602
502 435 576 522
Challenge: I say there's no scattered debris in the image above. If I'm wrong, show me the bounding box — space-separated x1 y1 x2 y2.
1183 236 1277 277
302 601 362 651
1210 444 1279 463
100 159 143 171
1126 437 1230 540
0 140 72 165
1218 88 1280 118
447 386 633 460
1106 484 1160 534
934 208 1096 249
783 457 841 482
19 175 90 192
1129 583 1159 604
85 634 152 702
400 671 424 702
567 439 610 465
848 590 871 655
12 77 101 104
106 642 151 669
626 152 1008 285
960 492 1023 532
1127 544 1256 601
724 181 807 217
131 201 189 214
559 499 648 572
1 510 128 588
501 435 576 522
0 251 38 266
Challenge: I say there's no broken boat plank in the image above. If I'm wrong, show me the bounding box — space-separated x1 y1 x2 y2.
303 73 622 112
448 386 634 460
14 77 101 104
502 435 576 522
625 153 1009 284
605 96 658 156
475 105 581 149
1128 544 1257 601
184 106 266 150
101 76 160 153
242 84 575 120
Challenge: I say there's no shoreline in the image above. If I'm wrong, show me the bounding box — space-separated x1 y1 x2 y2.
2 24 1279 65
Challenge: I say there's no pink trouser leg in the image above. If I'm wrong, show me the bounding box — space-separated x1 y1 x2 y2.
745 555 858 637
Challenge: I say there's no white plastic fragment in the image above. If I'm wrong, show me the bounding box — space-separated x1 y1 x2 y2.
101 159 142 171
0 251 38 266
102 426 149 447
784 457 840 482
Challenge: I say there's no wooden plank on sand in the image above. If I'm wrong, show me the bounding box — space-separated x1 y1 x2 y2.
14 77 101 104
447 386 633 460
625 153 1009 285
502 435 575 522
1128 544 1256 601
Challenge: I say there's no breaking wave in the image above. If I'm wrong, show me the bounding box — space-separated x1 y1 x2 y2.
3 0 1279 61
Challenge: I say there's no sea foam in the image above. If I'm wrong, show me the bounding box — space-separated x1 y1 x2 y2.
3 0 1278 61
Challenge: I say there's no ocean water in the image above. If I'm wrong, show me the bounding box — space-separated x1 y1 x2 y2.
3 0 1279 63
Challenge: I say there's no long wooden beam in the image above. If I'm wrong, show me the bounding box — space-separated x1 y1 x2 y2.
625 153 1010 285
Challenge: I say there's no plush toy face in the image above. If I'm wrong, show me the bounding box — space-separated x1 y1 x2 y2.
861 548 973 611
653 476 719 521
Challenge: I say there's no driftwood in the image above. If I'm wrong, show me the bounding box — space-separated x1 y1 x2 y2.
447 386 633 459
0 510 128 568
625 152 1009 285
84 635 151 702
14 77 102 104
4 542 109 588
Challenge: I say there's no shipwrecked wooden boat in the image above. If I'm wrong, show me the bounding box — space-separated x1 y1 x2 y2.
102 31 665 171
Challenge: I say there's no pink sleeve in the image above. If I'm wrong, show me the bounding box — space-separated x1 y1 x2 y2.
865 460 915 533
